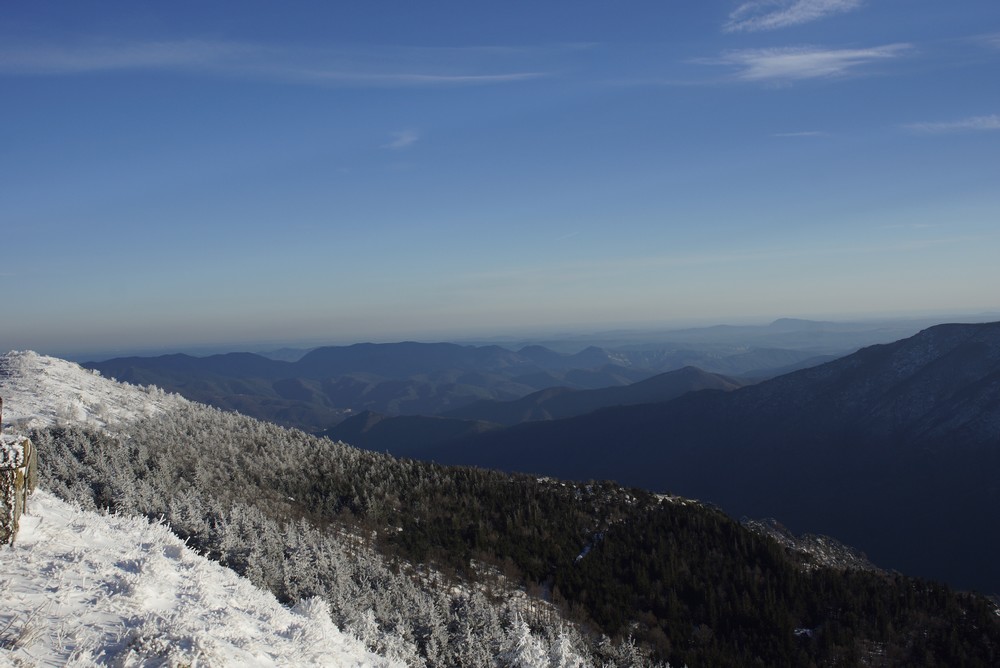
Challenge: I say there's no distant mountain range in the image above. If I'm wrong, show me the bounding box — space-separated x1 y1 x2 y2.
84 343 658 431
401 322 1000 594
86 315 960 433
84 338 827 432
323 366 746 455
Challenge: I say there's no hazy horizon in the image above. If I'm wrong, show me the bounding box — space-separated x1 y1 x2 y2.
3 1 998 357
26 308 1000 363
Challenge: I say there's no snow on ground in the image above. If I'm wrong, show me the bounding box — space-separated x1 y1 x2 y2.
0 351 397 666
0 490 401 667
0 351 188 433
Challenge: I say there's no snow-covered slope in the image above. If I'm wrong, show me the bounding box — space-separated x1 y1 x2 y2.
0 352 398 667
0 350 187 433
1 490 400 667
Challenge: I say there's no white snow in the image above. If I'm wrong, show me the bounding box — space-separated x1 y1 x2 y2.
0 490 401 667
0 434 28 467
0 352 398 667
0 351 188 433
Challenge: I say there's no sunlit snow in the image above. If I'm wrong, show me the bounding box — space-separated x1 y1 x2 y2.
0 352 399 667
1 491 399 666
0 351 187 433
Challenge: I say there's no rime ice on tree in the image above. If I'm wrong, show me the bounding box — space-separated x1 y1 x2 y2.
0 396 38 544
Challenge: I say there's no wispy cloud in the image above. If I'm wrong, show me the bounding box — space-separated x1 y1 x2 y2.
699 43 910 82
0 40 549 87
292 70 545 87
382 130 420 150
976 32 1000 49
904 114 1000 134
772 130 827 137
725 0 864 33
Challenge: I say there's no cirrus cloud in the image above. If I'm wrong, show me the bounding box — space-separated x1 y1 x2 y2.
772 130 828 137
382 130 420 150
725 0 865 33
699 43 911 83
904 114 1000 134
0 40 549 88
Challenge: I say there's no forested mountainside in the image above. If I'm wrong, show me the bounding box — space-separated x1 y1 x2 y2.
31 406 1000 666
440 366 744 426
320 410 503 459
406 322 1000 595
6 349 1000 665
322 366 745 456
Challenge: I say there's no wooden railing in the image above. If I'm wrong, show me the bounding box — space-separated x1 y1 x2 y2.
1 396 38 545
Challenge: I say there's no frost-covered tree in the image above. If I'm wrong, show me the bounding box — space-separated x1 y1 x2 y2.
31 394 998 668
548 626 592 668
500 613 549 668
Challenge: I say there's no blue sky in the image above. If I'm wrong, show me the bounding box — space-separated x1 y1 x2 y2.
3 1 999 356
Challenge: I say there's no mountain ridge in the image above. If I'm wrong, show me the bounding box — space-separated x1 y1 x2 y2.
406 322 1000 593
82 334 845 433
83 342 662 431
440 365 745 426
321 366 746 455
